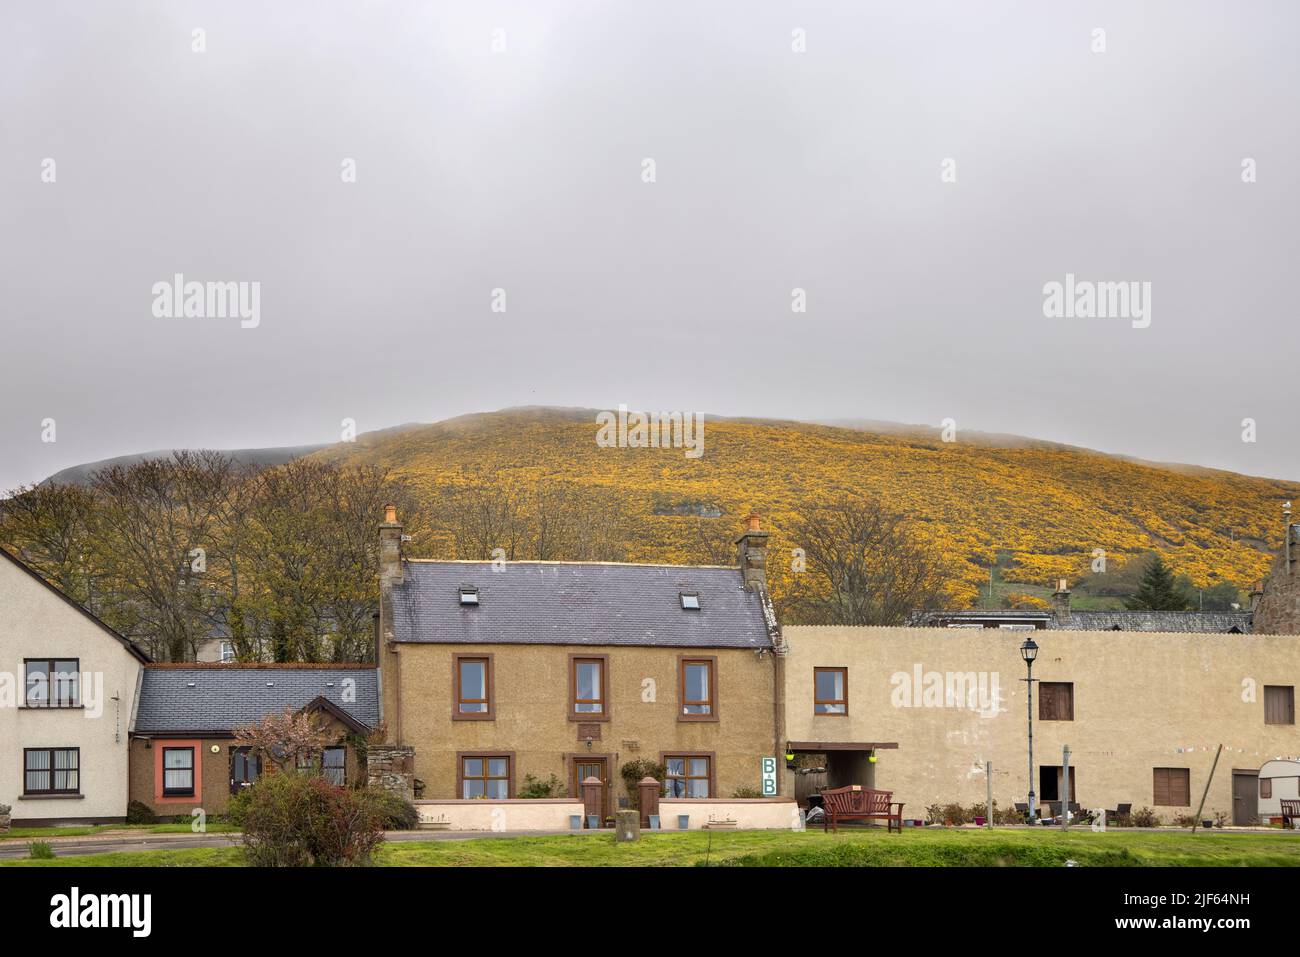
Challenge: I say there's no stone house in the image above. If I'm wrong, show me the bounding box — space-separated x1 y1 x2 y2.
782 624 1300 825
375 508 784 819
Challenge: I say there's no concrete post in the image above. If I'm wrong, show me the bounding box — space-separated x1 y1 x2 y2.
615 810 640 842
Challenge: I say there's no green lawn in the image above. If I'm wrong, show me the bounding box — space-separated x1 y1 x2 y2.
6 827 1300 867
1 822 239 841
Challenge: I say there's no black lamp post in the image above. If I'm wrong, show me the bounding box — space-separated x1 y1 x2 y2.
1020 637 1039 822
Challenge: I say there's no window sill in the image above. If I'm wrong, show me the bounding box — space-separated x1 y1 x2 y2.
569 713 610 722
452 713 496 721
18 793 84 801
677 715 719 723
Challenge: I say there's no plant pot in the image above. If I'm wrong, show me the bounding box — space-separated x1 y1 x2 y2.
973 817 986 827
586 814 600 829
569 815 582 830
648 815 660 830
677 814 690 830
1202 820 1213 829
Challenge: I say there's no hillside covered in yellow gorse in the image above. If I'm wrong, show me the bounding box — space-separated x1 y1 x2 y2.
315 408 1296 608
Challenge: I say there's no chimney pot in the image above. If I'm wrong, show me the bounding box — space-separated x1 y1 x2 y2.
384 504 397 525
747 513 761 532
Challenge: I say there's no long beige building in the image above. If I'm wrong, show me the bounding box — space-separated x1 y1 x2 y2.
781 625 1300 825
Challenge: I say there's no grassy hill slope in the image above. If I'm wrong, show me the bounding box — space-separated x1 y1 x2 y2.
312 408 1296 607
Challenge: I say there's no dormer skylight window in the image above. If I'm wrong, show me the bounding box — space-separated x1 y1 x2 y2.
459 587 480 606
680 592 701 611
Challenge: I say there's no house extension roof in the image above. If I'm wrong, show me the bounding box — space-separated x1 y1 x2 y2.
133 665 379 735
913 607 1253 634
389 560 773 649
1059 610 1253 633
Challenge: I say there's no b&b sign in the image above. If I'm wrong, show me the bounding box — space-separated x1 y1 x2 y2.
761 757 777 796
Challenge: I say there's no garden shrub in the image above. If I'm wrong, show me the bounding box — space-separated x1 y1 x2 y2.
732 786 763 798
28 841 54 860
371 790 420 830
126 800 157 825
1129 806 1159 828
517 773 565 799
239 771 385 866
620 759 666 809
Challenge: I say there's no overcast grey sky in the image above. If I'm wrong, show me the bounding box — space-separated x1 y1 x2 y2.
2 0 1297 490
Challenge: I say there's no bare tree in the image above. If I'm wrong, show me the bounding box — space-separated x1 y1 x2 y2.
784 496 952 625
0 482 101 610
90 451 239 661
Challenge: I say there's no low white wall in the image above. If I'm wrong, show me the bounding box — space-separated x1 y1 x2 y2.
659 799 799 830
414 799 583 831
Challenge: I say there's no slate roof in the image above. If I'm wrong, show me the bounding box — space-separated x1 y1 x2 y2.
913 608 1254 633
390 560 773 649
1058 611 1253 633
134 666 380 734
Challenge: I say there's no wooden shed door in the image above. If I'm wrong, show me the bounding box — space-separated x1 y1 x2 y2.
1232 771 1258 826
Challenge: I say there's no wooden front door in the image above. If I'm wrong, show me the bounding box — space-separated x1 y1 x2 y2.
1232 771 1259 826
573 757 610 822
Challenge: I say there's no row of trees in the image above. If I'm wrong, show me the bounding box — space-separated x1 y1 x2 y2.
0 453 424 662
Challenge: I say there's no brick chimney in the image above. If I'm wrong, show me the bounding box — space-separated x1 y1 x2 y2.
1250 580 1265 612
735 513 769 591
379 504 404 587
1051 578 1071 625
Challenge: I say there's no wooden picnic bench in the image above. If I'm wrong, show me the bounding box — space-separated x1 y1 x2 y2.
1281 799 1300 828
820 785 905 833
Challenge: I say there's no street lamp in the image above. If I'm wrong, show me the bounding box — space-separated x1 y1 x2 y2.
1020 637 1039 823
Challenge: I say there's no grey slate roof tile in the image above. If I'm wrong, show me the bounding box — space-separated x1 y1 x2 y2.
390 561 772 649
134 666 379 734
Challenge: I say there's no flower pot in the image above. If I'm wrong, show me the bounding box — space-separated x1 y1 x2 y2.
677 814 691 830
569 815 582 830
1201 820 1213 829
586 814 600 829
648 815 660 830
973 817 986 827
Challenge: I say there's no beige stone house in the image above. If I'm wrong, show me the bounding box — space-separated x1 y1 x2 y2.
0 548 149 824
375 508 784 820
782 624 1300 824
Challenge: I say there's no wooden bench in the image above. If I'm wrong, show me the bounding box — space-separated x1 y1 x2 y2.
820 785 905 833
1280 799 1300 829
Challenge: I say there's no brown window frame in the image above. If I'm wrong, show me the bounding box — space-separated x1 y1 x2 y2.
813 667 848 716
23 658 81 708
1152 767 1191 807
162 746 196 798
661 751 715 799
456 751 515 799
1264 685 1295 725
23 747 81 796
1038 682 1075 721
453 654 495 720
1261 778 1273 800
677 655 718 722
569 654 610 721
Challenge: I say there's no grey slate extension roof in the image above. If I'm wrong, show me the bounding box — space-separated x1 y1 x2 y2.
390 560 773 649
914 608 1253 633
134 666 380 734
1059 610 1253 633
